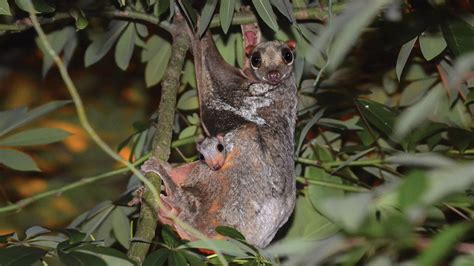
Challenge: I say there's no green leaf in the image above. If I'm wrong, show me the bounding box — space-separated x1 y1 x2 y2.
161 225 181 248
55 229 86 244
215 226 246 241
135 23 149 38
319 193 372 231
84 21 128 67
59 250 106 266
34 26 76 77
270 0 294 23
179 126 197 139
182 251 206 266
395 83 444 138
442 17 474 56
422 164 474 206
399 77 437 107
326 0 390 70
75 245 134 266
220 0 235 34
180 239 248 257
0 246 47 266
0 128 70 146
396 37 417 81
252 0 279 32
111 207 131 249
178 0 198 29
177 90 199 111
317 117 363 130
143 249 170 266
419 27 447 61
416 224 470 265
15 0 55 13
448 128 474 152
0 149 40 171
295 108 324 156
168 250 187 266
397 170 427 209
0 0 11 15
355 98 396 139
284 196 339 240
144 36 172 87
155 0 170 18
198 0 218 37
115 23 136 71
452 255 474 266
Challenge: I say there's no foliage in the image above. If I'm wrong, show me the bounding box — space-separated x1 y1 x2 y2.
1 0 474 265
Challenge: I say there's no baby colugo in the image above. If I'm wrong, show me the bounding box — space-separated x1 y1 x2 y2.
196 134 227 171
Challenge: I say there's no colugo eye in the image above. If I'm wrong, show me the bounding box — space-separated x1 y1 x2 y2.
281 48 293 64
251 52 262 69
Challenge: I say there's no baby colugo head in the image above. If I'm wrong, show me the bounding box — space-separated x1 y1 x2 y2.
245 40 296 85
197 134 227 171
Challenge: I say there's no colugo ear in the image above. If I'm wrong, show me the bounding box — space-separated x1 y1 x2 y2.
245 45 255 57
286 40 296 50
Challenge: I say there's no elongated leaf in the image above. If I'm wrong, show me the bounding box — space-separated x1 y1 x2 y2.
295 108 324 156
15 0 55 13
396 37 417 81
416 224 470 266
419 27 447 61
115 22 136 71
270 0 294 23
0 149 40 171
177 90 199 110
0 246 46 266
319 193 372 231
397 170 427 209
285 196 339 240
75 245 134 266
145 39 172 87
0 128 70 146
0 100 71 137
135 23 148 38
421 164 474 205
356 98 396 138
85 21 128 67
168 251 187 266
252 0 279 32
111 207 131 249
180 239 247 257
442 17 474 56
220 0 235 34
59 250 106 266
198 0 218 37
215 226 246 241
35 27 74 77
0 107 27 135
0 0 11 15
399 77 437 107
143 249 170 266
395 83 444 138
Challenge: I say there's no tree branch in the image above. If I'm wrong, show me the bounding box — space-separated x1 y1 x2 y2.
126 15 190 264
0 5 346 33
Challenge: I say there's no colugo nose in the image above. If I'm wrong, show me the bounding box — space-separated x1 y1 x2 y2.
267 70 281 83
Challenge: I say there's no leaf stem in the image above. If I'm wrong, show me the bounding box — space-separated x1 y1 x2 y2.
296 177 370 192
296 157 385 169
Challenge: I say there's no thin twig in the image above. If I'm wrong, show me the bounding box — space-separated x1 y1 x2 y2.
29 10 161 205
